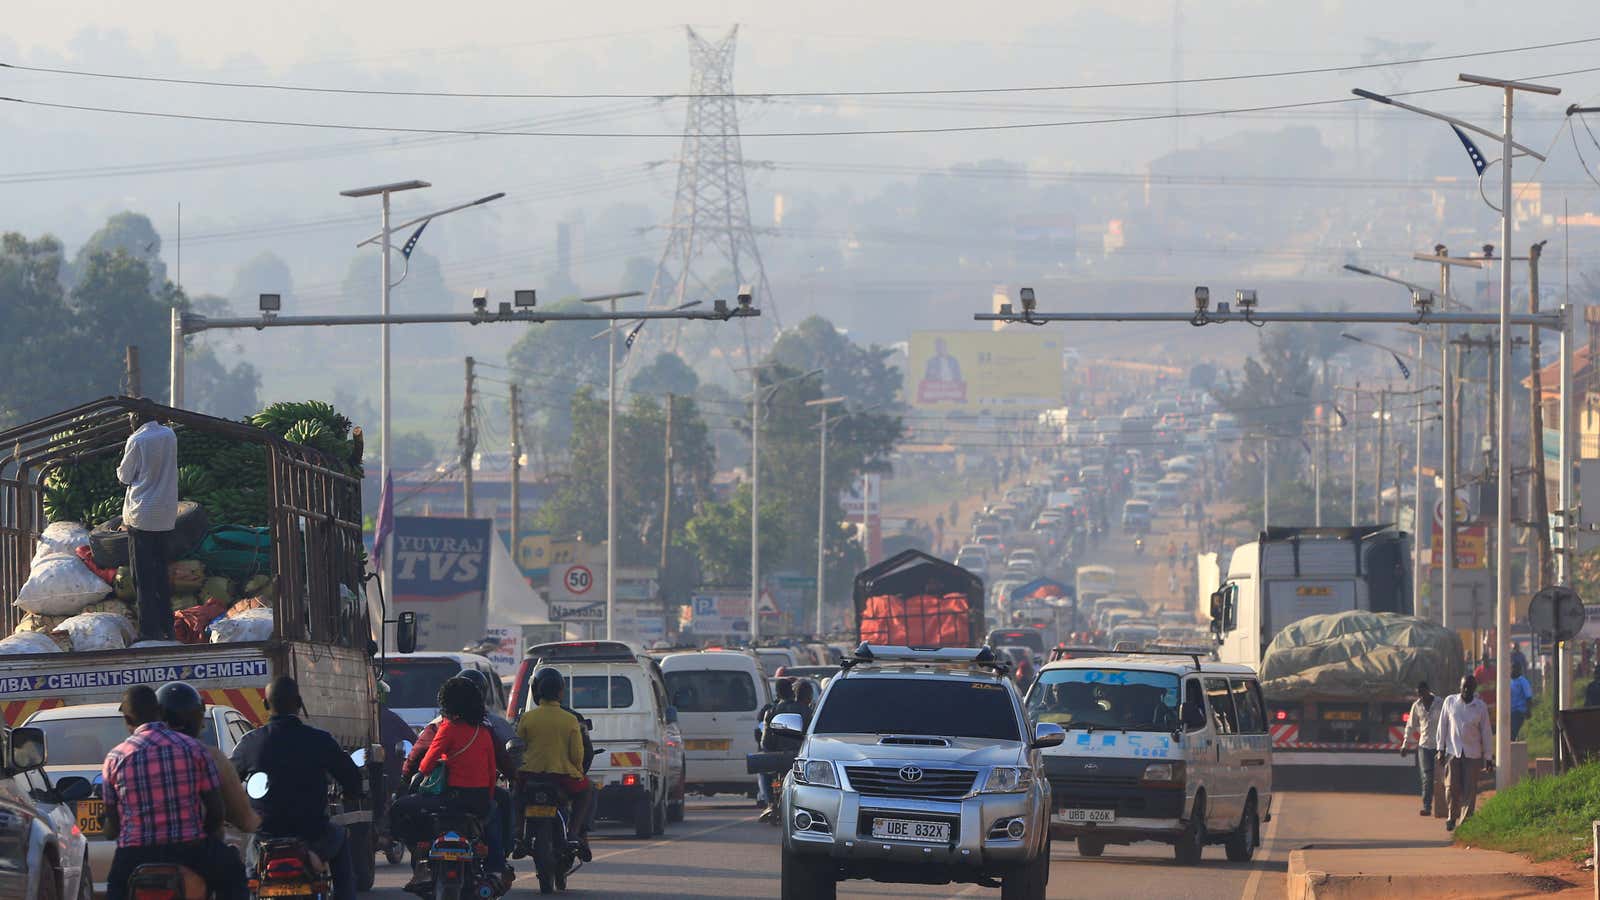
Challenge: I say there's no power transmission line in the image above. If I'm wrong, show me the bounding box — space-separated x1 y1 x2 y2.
6 34 1597 99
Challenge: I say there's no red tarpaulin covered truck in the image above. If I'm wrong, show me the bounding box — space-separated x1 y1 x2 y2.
854 550 986 648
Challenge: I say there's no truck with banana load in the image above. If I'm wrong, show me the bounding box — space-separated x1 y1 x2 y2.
0 397 387 888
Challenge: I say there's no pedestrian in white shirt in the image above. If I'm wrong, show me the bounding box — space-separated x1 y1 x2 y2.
1399 681 1443 816
1438 675 1494 831
117 409 179 640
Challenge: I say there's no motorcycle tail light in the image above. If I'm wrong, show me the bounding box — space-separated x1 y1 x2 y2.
131 891 178 900
264 858 307 880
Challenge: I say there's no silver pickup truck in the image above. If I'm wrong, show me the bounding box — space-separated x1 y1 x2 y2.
775 644 1064 900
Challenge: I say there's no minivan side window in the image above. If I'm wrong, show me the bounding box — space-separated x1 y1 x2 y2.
1230 678 1266 734
1203 677 1238 735
1184 678 1207 731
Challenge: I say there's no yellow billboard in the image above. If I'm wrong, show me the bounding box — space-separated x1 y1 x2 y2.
908 331 1062 411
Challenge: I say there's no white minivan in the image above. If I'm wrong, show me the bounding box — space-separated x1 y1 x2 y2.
1024 651 1272 865
660 650 770 795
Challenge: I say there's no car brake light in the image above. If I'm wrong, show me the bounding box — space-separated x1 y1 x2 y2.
1274 710 1287 721
622 773 640 787
1401 711 1411 723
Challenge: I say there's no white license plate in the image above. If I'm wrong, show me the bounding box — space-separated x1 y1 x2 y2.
1056 808 1116 824
870 817 951 843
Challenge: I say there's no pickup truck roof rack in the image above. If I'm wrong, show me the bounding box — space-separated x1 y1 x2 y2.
1047 646 1211 670
841 643 1010 677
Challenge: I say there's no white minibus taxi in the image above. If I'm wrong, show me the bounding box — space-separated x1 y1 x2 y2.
660 649 771 796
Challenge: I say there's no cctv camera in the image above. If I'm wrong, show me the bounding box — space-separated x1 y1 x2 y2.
1412 289 1436 315
1193 286 1210 312
472 288 489 310
737 285 753 308
1235 289 1258 311
1019 287 1036 313
714 299 730 315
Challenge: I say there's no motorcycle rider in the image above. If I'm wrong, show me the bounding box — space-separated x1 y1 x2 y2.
513 668 594 860
390 676 498 891
157 681 259 835
757 678 810 824
230 676 365 900
102 685 247 900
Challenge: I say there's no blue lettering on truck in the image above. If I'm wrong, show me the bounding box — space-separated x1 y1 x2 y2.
0 659 269 695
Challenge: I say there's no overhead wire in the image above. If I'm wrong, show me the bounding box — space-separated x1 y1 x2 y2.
10 67 1600 138
5 34 1598 99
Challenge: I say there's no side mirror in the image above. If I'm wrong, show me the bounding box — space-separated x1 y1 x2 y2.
8 726 45 770
395 740 414 759
55 776 95 804
1183 702 1208 731
1032 722 1066 750
350 748 368 768
664 706 679 725
245 771 270 800
1208 590 1225 622
768 713 806 737
395 611 418 654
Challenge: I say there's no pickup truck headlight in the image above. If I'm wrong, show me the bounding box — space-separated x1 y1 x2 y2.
979 766 1034 794
792 759 838 788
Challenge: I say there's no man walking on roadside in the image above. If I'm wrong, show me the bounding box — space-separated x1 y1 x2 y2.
1399 681 1444 816
1439 675 1494 832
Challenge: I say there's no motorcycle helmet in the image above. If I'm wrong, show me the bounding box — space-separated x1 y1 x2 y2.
156 681 206 737
532 667 565 703
456 667 494 705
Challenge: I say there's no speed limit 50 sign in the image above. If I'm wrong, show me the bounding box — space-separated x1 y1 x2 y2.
562 565 594 596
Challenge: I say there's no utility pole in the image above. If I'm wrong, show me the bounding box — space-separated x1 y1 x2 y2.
807 397 845 636
1375 389 1388 522
1314 414 1323 527
1350 390 1361 525
749 366 761 641
1528 241 1552 591
460 356 477 517
124 346 142 398
1262 437 1271 532
1413 330 1427 618
661 394 676 575
509 383 522 553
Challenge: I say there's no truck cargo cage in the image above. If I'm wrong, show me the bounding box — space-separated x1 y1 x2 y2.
0 397 367 646
853 550 985 649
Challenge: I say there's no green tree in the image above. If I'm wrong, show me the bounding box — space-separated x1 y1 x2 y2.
1209 324 1317 436
536 389 715 567
0 233 77 425
768 315 903 409
69 249 174 402
68 211 168 291
627 352 699 397
508 299 611 462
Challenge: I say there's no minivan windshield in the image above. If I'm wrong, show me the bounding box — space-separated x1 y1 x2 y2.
814 678 1020 741
1026 668 1181 733
383 658 463 709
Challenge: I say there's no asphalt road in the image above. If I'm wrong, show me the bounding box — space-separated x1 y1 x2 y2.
366 790 1446 899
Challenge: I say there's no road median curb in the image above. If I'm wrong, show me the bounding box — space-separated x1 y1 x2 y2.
1286 847 1574 899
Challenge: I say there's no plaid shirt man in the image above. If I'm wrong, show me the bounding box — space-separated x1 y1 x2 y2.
102 721 220 848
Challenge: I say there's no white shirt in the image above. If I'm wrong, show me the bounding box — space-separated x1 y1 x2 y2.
117 421 179 531
1404 695 1444 751
1439 693 1493 760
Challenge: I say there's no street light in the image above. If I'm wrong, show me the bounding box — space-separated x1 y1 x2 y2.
806 397 846 635
1355 73 1561 789
738 366 823 640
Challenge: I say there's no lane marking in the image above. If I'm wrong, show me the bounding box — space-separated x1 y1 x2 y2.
1240 793 1287 900
590 811 764 864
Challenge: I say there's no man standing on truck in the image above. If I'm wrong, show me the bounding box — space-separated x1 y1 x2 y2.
1439 675 1494 832
1399 681 1444 816
117 408 179 641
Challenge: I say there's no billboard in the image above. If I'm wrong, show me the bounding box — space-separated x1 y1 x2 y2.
392 516 493 652
907 331 1061 411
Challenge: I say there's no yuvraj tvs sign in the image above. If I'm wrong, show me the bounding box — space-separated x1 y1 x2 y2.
393 516 493 651
908 331 1061 411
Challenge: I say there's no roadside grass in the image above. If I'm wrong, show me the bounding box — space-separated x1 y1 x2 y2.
1520 675 1592 761
1454 759 1600 862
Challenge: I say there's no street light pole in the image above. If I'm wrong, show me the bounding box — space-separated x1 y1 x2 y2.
750 365 761 642
1460 73 1562 790
607 294 617 640
807 397 846 635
